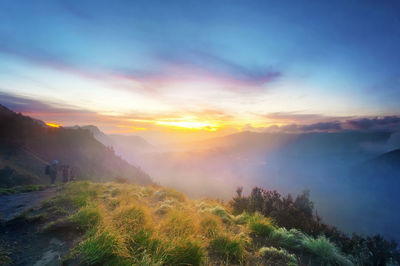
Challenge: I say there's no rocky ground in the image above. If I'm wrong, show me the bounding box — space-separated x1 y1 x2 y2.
0 187 78 266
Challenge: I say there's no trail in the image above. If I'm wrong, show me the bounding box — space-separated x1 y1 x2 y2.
0 187 78 266
0 187 58 222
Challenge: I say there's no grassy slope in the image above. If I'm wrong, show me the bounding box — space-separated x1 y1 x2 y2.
0 104 152 187
34 181 353 266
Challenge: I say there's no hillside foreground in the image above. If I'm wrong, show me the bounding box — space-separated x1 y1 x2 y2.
3 181 398 265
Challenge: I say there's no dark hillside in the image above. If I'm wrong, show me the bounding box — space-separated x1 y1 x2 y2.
0 105 152 187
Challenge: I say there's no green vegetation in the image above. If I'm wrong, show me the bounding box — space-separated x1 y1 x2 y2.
248 213 275 238
209 234 247 263
258 247 297 266
0 241 12 266
35 181 400 265
231 186 400 265
0 184 50 196
302 236 352 266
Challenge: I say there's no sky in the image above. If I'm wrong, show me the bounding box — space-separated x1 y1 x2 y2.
0 0 400 141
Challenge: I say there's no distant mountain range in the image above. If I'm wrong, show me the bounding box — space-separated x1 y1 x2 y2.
0 105 152 187
74 125 154 166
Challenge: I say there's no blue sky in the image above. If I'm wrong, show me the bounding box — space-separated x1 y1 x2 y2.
0 0 399 136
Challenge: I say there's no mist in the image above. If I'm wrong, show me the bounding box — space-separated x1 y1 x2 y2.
101 129 400 241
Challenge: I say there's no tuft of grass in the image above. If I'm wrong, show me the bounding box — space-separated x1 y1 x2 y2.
269 228 306 251
200 215 222 238
248 212 275 238
164 239 204 266
234 211 252 225
78 229 126 266
258 246 297 266
0 184 48 196
161 211 197 238
0 241 12 266
155 203 172 216
208 206 232 223
0 187 16 196
70 206 101 231
111 188 120 197
302 236 353 266
210 234 247 263
113 205 148 234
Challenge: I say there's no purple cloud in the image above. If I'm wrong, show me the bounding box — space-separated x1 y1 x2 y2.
344 116 400 131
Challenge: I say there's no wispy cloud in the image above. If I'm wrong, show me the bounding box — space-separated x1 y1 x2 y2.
262 116 400 133
344 116 400 131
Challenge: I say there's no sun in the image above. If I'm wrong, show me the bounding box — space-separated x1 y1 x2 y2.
156 121 219 131
46 122 62 128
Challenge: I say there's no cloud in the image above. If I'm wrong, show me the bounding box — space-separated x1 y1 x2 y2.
0 92 93 116
263 112 336 124
152 50 282 90
344 116 400 131
299 121 342 131
261 115 400 133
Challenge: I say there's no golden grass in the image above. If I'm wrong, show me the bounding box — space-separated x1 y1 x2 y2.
42 181 353 265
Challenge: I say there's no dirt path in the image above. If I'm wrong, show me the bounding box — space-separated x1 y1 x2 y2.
0 187 58 222
0 187 80 266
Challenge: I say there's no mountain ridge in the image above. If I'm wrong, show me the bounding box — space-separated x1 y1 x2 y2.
0 104 152 187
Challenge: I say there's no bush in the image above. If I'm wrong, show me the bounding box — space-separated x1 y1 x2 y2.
248 213 275 238
258 246 297 266
302 236 352 265
210 234 246 263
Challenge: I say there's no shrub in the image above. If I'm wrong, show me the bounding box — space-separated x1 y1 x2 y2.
210 234 246 263
302 236 352 265
258 246 297 266
248 213 275 238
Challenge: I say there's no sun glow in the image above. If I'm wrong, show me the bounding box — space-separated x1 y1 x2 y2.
46 122 62 128
156 121 219 131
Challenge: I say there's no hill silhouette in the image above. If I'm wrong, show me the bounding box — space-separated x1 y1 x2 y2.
0 105 152 187
372 148 400 168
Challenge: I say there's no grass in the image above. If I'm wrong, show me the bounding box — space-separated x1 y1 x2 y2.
268 227 306 251
0 184 50 196
258 246 297 266
0 241 12 266
164 239 204 266
248 212 276 238
209 234 247 263
302 236 353 265
70 205 101 231
36 181 354 265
